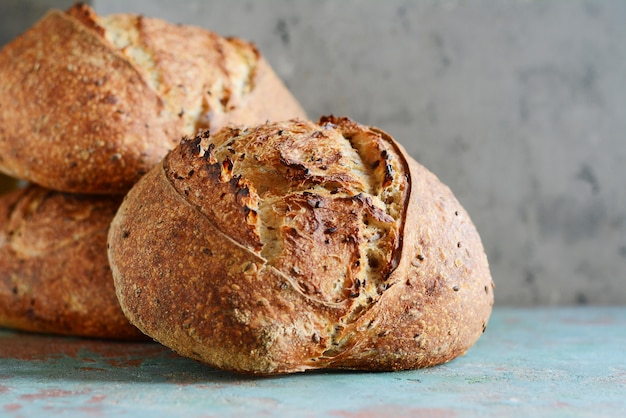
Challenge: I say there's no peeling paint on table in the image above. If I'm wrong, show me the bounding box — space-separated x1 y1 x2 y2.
1 307 625 417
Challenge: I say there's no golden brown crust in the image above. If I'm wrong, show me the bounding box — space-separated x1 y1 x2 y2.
0 185 145 340
108 117 494 374
0 4 306 195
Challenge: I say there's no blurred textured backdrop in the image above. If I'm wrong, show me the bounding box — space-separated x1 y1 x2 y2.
2 0 625 305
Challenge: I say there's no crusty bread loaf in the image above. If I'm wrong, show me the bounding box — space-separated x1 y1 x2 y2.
0 4 306 195
108 116 494 374
0 185 145 340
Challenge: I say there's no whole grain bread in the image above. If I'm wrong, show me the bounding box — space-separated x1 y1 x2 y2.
0 4 306 195
108 116 494 374
0 185 145 340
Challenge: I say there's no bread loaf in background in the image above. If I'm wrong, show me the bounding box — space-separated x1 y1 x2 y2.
108 116 494 374
0 185 145 340
0 3 306 195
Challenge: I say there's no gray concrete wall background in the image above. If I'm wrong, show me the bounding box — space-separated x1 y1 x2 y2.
2 1 625 305
0 0 78 45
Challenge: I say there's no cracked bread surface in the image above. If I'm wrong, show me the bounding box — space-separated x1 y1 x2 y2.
108 116 494 374
0 4 306 194
0 185 145 340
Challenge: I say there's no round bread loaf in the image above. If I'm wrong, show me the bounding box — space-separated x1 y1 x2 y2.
0 185 145 340
108 116 494 374
0 4 306 195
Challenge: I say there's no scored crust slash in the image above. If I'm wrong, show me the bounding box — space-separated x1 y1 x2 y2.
108 116 495 375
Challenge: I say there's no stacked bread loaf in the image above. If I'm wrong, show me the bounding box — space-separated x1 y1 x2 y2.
0 4 306 340
0 4 493 373
0 187 145 339
0 3 306 195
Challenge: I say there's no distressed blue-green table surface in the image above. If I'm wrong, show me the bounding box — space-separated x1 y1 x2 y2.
1 307 625 417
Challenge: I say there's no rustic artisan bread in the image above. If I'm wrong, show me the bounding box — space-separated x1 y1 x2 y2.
108 116 494 374
0 185 145 340
0 4 306 195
